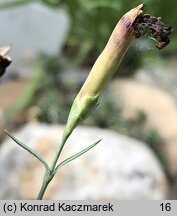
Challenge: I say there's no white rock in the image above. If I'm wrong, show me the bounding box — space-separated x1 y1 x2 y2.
135 64 177 101
0 2 69 79
108 79 177 176
0 124 168 199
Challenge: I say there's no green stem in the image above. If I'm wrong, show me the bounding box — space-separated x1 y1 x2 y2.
36 129 71 199
36 131 101 199
37 170 52 200
50 131 70 172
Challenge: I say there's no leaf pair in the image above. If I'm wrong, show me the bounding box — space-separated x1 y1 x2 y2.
5 129 101 175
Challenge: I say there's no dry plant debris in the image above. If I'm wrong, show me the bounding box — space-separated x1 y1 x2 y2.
134 13 173 49
0 46 11 77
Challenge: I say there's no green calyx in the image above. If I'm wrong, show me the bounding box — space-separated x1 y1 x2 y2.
63 94 99 138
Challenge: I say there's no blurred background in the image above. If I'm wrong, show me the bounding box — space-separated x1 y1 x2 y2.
0 0 177 199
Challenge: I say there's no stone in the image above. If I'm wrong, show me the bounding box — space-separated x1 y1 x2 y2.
135 64 177 101
108 79 177 176
0 123 168 199
0 2 69 79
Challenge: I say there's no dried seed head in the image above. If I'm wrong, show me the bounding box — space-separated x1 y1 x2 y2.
134 13 173 49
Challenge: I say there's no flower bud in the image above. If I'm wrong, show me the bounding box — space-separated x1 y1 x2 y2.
79 4 144 97
63 4 144 139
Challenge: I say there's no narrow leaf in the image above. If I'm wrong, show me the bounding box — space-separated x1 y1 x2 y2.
5 130 49 170
53 139 101 174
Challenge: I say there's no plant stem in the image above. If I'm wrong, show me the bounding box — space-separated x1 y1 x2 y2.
50 131 70 172
37 171 52 200
36 129 70 199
